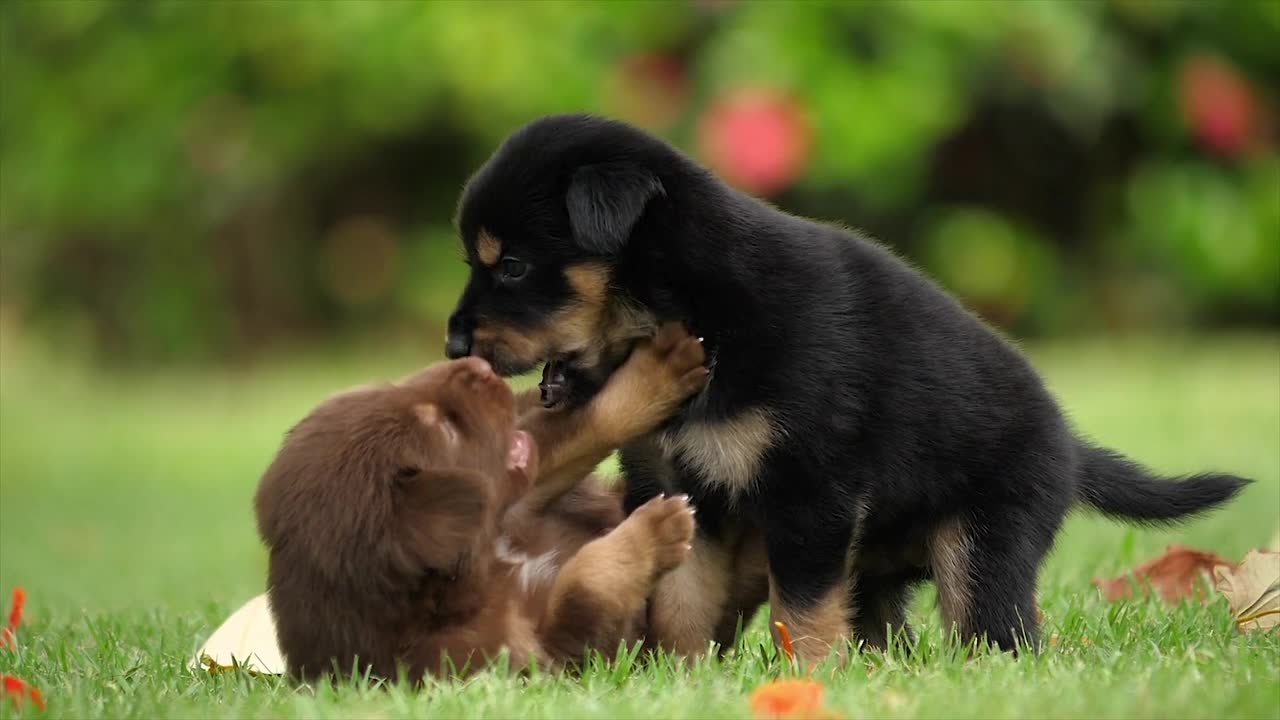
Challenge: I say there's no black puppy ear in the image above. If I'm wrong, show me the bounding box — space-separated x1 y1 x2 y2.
566 162 664 256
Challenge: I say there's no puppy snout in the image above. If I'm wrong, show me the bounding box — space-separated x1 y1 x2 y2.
445 331 472 359
445 309 474 359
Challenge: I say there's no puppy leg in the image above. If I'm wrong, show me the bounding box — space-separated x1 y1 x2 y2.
851 573 918 652
711 527 770 654
540 495 696 665
930 513 1043 652
762 489 856 663
648 530 736 658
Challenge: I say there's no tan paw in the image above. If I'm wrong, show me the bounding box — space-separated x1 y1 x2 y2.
645 323 709 406
631 493 697 575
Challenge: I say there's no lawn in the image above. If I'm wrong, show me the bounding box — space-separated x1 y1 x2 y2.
1 330 1277 719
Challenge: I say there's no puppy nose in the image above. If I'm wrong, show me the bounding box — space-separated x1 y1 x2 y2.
445 332 472 359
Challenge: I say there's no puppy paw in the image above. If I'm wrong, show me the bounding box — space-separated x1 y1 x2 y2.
591 324 708 443
630 494 697 575
619 324 708 408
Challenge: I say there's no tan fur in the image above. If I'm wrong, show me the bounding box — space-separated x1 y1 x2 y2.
473 324 544 365
647 535 735 657
413 402 440 426
477 228 502 266
656 408 782 498
541 495 696 660
768 579 851 664
471 261 657 374
929 517 973 637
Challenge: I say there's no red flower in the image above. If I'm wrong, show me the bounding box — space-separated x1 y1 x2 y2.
2 676 45 712
1 587 24 650
750 679 843 719
698 88 813 196
1179 54 1262 158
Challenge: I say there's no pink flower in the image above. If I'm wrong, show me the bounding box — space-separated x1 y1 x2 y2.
698 88 813 196
1179 54 1262 158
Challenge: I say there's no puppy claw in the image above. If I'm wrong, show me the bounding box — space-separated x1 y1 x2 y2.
632 494 698 574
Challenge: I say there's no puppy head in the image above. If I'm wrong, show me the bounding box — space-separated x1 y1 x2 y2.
254 357 537 678
445 114 670 376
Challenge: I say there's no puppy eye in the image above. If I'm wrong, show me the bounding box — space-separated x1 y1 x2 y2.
499 257 528 281
394 466 420 482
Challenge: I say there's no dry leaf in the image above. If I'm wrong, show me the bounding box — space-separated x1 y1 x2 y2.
1093 544 1234 603
191 594 285 675
1213 550 1280 632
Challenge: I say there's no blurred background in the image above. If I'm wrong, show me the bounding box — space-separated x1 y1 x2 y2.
0 1 1277 614
1 0 1277 364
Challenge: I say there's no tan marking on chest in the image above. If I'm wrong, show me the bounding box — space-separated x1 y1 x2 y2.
656 408 781 496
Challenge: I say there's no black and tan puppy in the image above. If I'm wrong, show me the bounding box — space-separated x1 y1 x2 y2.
255 325 708 681
444 113 1249 660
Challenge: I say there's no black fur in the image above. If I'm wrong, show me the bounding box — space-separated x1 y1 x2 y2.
448 114 1249 652
567 162 666 256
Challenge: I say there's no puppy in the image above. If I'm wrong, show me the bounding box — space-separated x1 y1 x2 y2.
255 324 709 681
444 113 1249 660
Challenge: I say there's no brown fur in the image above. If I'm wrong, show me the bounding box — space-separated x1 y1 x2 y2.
255 325 708 682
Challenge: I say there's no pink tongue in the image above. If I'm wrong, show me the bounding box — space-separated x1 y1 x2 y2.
507 431 531 471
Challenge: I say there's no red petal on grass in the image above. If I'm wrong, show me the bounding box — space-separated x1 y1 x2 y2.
750 679 832 719
773 621 795 662
1093 545 1235 603
1 587 25 649
2 675 46 711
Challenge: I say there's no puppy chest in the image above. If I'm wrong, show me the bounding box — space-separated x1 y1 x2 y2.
494 537 562 594
655 408 780 496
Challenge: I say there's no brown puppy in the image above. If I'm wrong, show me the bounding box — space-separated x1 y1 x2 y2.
255 325 707 682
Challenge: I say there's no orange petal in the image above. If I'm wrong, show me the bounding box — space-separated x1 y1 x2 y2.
773 621 795 662
750 679 827 719
2 675 46 711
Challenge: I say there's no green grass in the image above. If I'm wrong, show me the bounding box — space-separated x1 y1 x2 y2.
1 331 1278 719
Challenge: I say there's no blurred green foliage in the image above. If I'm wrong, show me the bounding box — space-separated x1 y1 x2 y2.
0 0 1276 364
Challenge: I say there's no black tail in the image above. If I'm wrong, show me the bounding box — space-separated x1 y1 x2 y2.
1075 442 1249 523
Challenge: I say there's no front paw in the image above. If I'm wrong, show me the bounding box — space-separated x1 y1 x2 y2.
629 494 696 576
649 323 710 402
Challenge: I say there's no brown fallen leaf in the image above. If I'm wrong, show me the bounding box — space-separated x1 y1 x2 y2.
1213 550 1280 632
1093 544 1235 603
